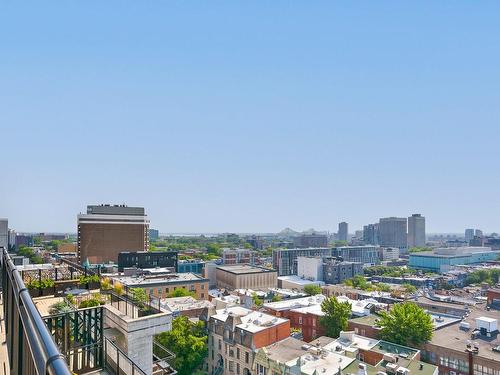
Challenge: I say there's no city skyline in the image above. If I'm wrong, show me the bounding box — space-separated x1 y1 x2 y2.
2 2 500 233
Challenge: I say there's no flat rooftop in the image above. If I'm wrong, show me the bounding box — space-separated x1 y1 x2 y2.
112 272 207 286
211 306 288 333
277 275 325 286
216 264 276 274
264 295 325 311
160 296 213 313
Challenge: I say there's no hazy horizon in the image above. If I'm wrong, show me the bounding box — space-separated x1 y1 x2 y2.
2 2 499 233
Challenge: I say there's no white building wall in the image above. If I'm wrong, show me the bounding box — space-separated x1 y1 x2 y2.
297 257 323 281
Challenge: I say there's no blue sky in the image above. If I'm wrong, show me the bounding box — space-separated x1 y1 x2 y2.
1 2 499 233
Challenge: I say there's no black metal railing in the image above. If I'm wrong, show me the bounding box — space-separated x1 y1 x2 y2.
1 247 72 375
104 336 147 375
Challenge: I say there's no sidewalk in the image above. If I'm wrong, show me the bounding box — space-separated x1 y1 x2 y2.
0 292 10 375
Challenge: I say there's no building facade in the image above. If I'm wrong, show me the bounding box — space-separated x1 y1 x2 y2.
378 217 407 252
322 257 363 284
337 222 348 242
272 247 332 276
216 265 277 290
77 204 149 264
332 245 380 265
0 218 8 251
222 249 256 265
117 250 178 271
363 223 379 245
407 213 426 248
293 234 328 248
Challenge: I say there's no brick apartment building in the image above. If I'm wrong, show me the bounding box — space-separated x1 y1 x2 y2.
206 306 290 375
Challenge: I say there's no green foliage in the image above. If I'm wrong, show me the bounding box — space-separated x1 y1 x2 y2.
271 294 282 302
304 284 322 296
376 302 433 346
363 266 433 278
78 274 100 285
130 288 149 309
100 277 112 291
156 316 208 375
333 240 348 247
464 269 500 286
17 246 43 264
113 282 124 295
252 293 263 307
50 301 74 314
377 283 392 292
319 296 352 338
66 293 76 305
79 298 101 308
167 288 196 298
402 283 417 294
27 278 55 289
408 247 432 253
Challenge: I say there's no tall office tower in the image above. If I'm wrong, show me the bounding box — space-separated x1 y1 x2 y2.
293 233 328 248
378 217 407 251
475 229 484 238
338 222 348 242
465 229 475 242
77 204 149 264
363 223 379 245
407 214 426 248
0 218 8 250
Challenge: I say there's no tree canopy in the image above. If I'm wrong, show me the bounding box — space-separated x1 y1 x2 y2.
304 284 322 296
319 296 352 338
167 288 196 298
376 302 433 346
156 316 207 375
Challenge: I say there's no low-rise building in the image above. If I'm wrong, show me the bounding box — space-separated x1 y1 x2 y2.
111 272 209 299
216 265 277 290
159 296 213 318
322 257 363 284
332 245 380 265
379 246 400 261
222 249 256 265
178 259 204 274
277 275 325 291
206 306 290 375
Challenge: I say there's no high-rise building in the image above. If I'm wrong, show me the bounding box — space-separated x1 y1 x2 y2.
475 229 484 238
338 222 348 242
273 247 332 276
77 204 149 264
363 223 379 245
332 245 380 265
465 228 475 242
0 218 8 250
293 233 328 248
378 217 407 252
407 213 426 248
149 228 159 241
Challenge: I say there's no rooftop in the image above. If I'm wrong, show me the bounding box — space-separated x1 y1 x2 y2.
264 295 325 311
216 264 276 274
112 272 207 286
160 296 213 313
277 275 325 286
211 306 288 333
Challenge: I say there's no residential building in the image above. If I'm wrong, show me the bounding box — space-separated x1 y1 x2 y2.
322 257 363 284
408 213 426 248
111 272 209 299
363 223 379 245
222 248 256 265
272 247 332 276
409 247 500 273
117 250 178 272
78 204 149 264
0 218 8 251
159 296 213 318
293 234 328 248
338 222 348 242
216 265 277 290
297 256 323 281
475 229 484 237
465 228 475 242
332 245 380 265
206 306 290 375
15 233 34 248
8 229 16 251
58 242 77 253
378 217 407 252
254 332 437 375
149 228 159 241
246 236 264 250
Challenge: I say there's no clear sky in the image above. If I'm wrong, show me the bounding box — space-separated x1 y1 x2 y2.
1 2 499 234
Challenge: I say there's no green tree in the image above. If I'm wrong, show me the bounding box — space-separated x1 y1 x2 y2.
304 284 322 296
376 302 433 346
402 283 417 294
167 288 196 298
156 316 207 375
130 288 149 309
252 293 263 307
271 294 282 302
319 296 352 338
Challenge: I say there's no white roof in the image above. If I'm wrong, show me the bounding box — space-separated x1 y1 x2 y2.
211 306 288 333
264 295 325 311
477 316 497 323
286 351 354 375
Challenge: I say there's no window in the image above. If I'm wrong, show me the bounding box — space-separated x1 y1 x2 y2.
237 363 240 374
237 348 240 359
229 361 234 372
201 284 205 289
218 339 222 350
201 293 205 298
245 352 249 364
298 317 303 324
257 364 267 375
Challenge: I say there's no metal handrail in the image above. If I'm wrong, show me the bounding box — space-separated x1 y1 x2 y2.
1 247 72 375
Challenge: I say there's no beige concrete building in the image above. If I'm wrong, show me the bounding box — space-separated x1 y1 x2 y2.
216 265 277 290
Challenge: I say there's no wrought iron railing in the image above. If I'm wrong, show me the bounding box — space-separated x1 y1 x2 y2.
1 247 72 375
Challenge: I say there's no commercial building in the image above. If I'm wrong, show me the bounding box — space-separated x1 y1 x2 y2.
206 306 290 375
409 247 500 273
159 296 213 318
58 243 77 253
322 257 363 284
379 217 407 252
178 259 204 274
277 275 325 291
332 245 380 265
297 256 324 281
222 248 256 265
293 234 328 248
272 247 332 276
465 228 475 243
77 204 149 264
216 265 277 290
117 250 178 272
379 246 400 261
337 222 348 242
15 234 34 248
363 223 379 245
408 213 426 248
0 218 8 251
111 272 209 299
